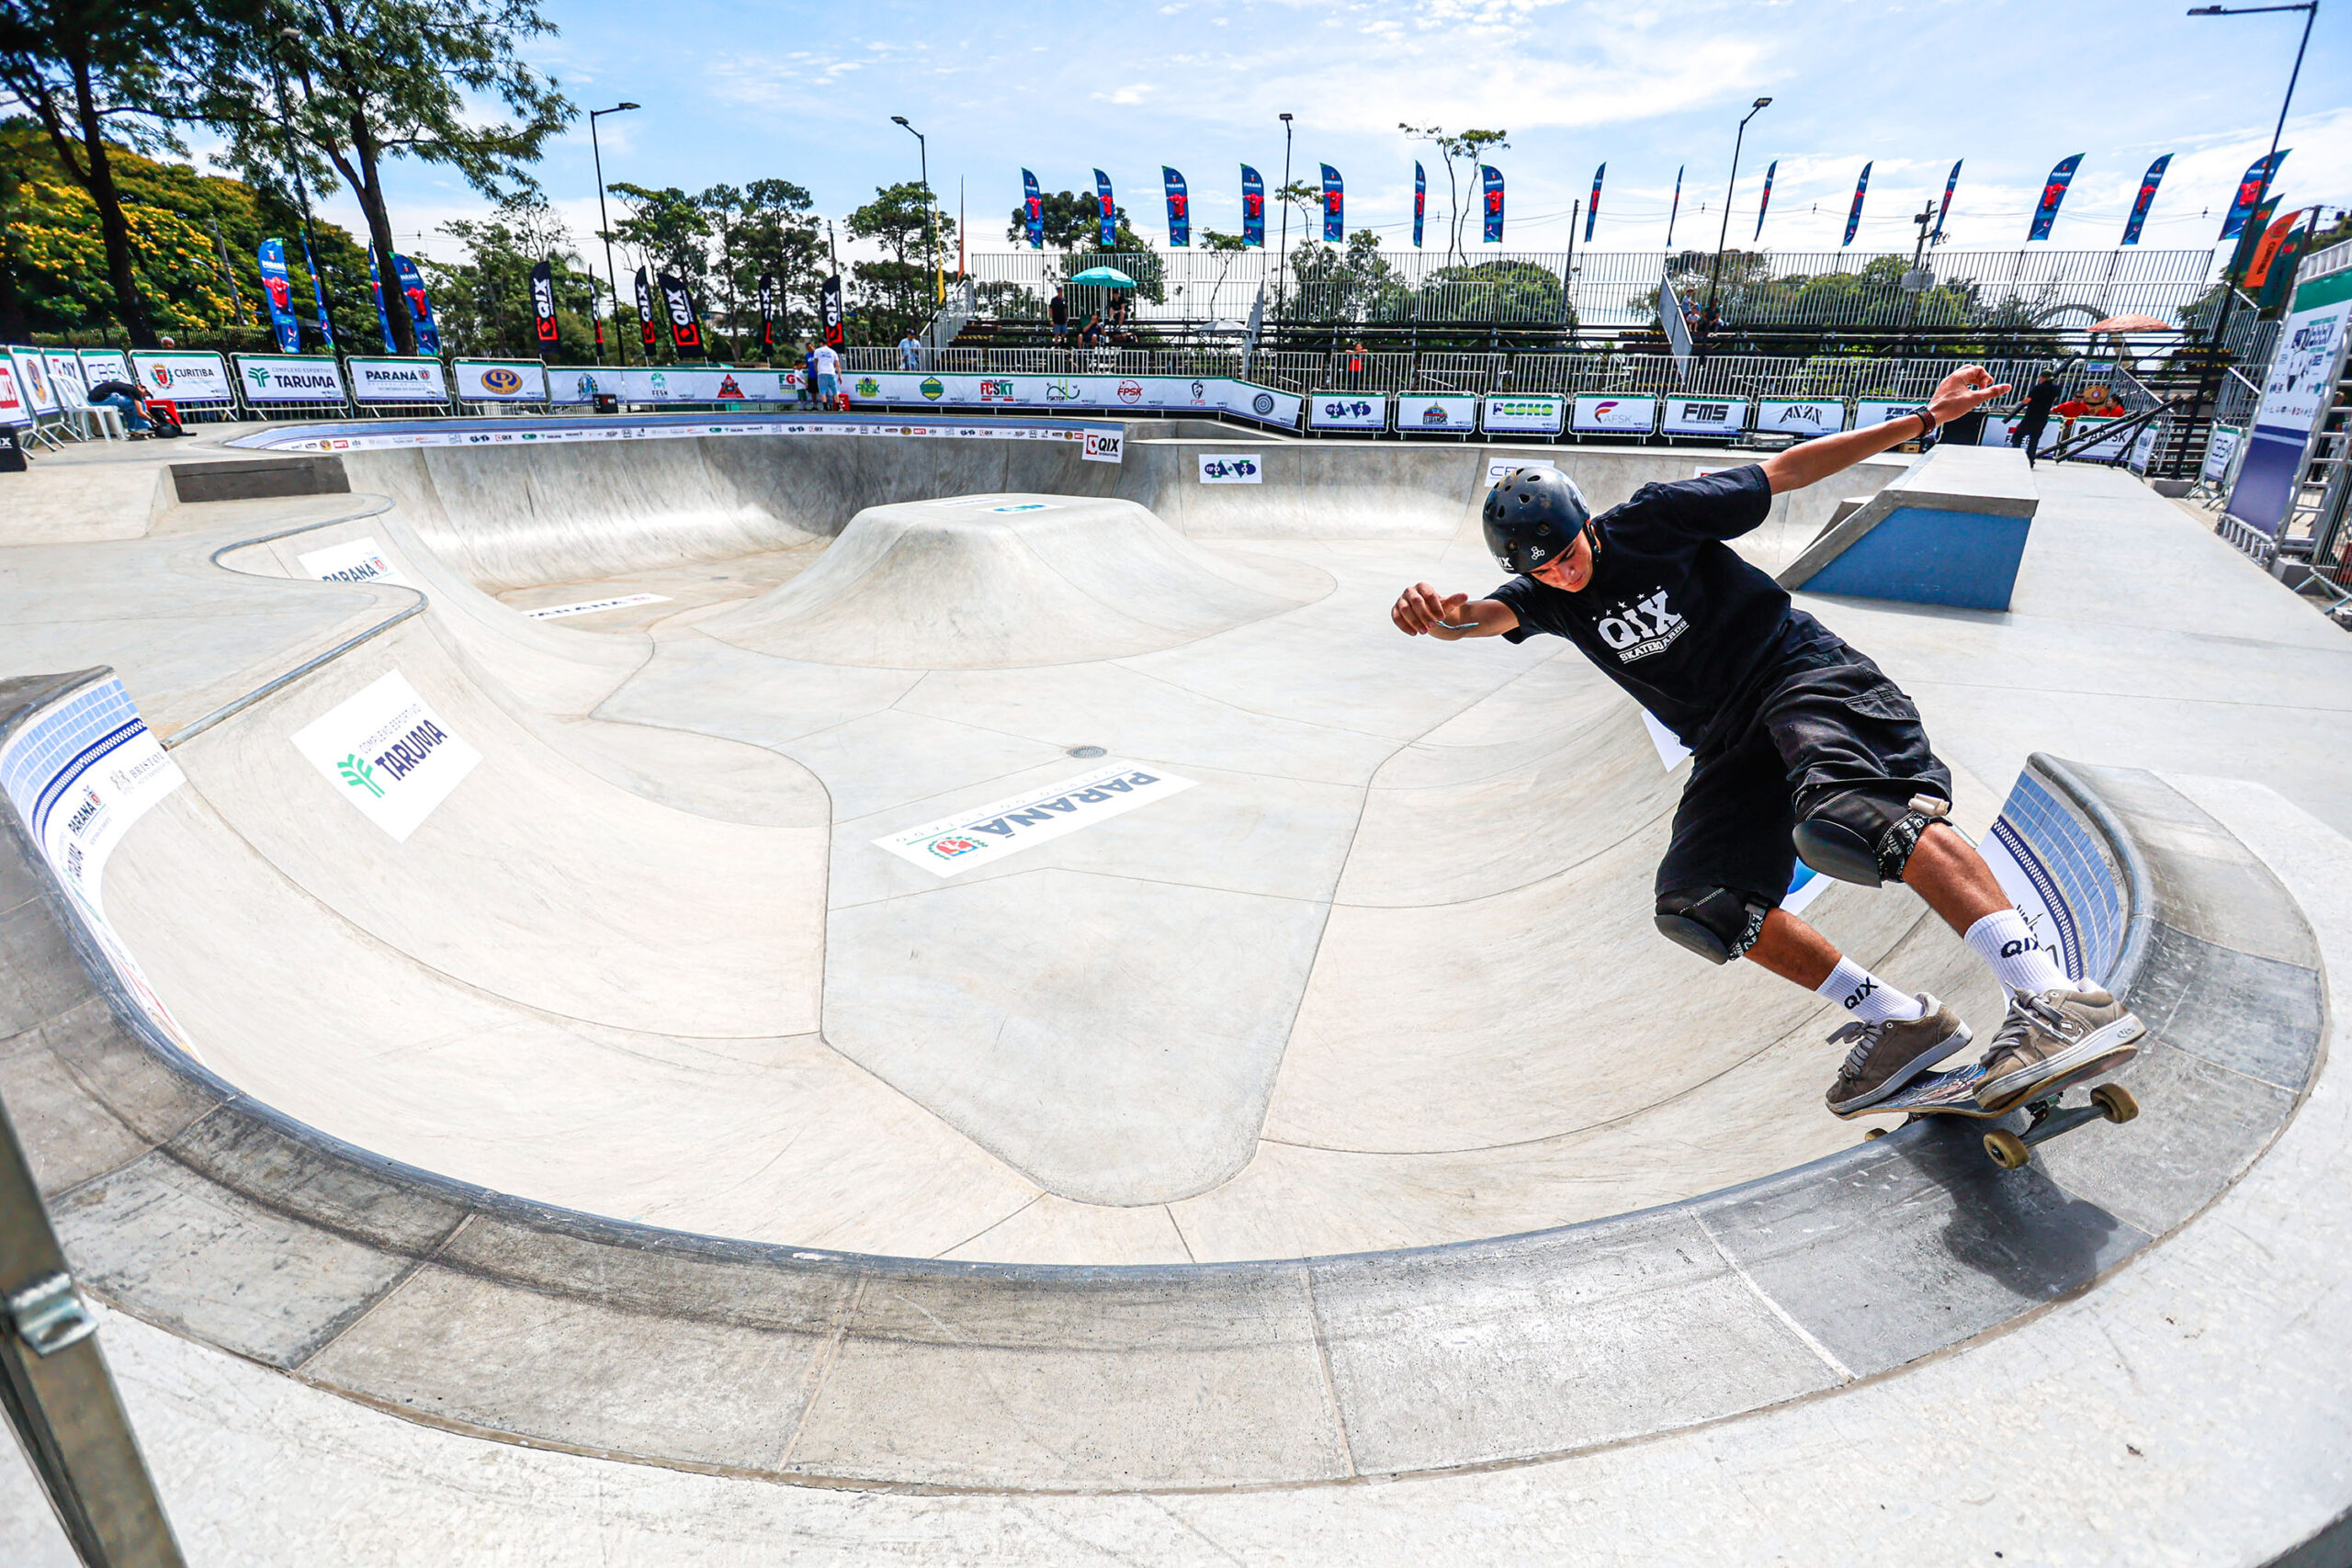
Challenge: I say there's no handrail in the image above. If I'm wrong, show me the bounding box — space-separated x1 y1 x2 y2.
163 493 426 750
2044 395 2177 466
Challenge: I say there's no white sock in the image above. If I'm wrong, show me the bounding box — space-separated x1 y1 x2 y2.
1817 956 1928 1023
1964 908 2074 996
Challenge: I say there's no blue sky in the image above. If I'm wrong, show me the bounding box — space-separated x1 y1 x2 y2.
280 0 2350 265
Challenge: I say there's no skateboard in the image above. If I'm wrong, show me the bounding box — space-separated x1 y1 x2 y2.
1842 1046 2141 1170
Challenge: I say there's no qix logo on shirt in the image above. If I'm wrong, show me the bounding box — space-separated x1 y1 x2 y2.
1595 591 1687 662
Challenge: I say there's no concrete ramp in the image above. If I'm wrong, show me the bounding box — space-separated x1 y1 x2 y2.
702 493 1329 667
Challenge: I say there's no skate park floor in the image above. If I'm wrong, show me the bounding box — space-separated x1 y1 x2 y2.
3 421 2350 1563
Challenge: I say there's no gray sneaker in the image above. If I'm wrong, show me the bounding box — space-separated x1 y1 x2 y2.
1825 997 1973 1116
1973 987 2146 1114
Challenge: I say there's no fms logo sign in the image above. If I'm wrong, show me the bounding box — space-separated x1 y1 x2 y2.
290 670 482 842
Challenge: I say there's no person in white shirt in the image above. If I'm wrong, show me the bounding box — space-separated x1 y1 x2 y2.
899 332 923 371
812 343 841 405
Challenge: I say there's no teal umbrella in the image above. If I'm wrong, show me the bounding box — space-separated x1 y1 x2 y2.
1068 266 1136 288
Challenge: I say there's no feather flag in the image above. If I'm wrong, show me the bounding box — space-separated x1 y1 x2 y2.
2120 154 2170 246
1022 170 1044 249
1480 164 1504 243
1241 165 1265 247
2028 154 2083 242
1586 164 1604 242
1932 160 1961 243
1320 164 1343 242
2220 151 2288 240
1842 163 1871 247
1754 161 1777 242
1666 165 1682 247
1092 170 1115 249
1162 167 1190 247
1413 162 1426 249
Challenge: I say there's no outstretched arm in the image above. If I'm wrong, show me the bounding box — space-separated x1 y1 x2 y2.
1392 582 1520 640
1759 365 2011 495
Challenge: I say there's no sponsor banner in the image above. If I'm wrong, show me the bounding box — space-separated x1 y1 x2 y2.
290 670 480 843
1587 164 1604 241
1754 159 1778 242
526 592 672 620
1934 159 1962 242
1082 429 1124 463
547 366 799 404
131 349 232 404
43 351 88 408
1396 393 1478 434
9 347 60 415
1022 170 1045 249
0 677 192 1047
1843 162 1871 247
1198 452 1263 483
2128 421 2164 476
1240 165 1265 249
1661 397 1747 435
258 239 301 352
839 370 1299 426
454 358 549 402
1308 393 1386 431
1092 169 1116 249
2121 153 2169 246
1413 162 1426 249
2068 417 2134 461
1975 415 2062 454
298 535 415 589
1481 164 1504 244
2028 153 2082 243
348 355 449 404
874 761 1197 878
233 354 346 404
2219 151 2286 241
78 348 132 389
0 361 25 426
1853 400 1924 433
240 413 1125 454
392 254 440 355
2200 424 2243 486
1319 164 1343 242
1571 394 1657 435
1481 394 1566 435
528 260 558 353
1163 165 1190 248
1756 399 1848 437
1485 456 1556 485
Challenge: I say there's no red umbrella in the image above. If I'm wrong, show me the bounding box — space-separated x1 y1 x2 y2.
2086 313 2177 334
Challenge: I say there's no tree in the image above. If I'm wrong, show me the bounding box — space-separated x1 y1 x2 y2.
1399 124 1508 263
717 176 822 358
1002 187 1146 254
1289 230 1407 324
419 197 597 358
605 181 710 359
0 0 211 345
199 0 571 355
1199 229 1250 253
849 179 956 344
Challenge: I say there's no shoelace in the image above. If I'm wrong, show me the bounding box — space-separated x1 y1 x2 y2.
1827 1019 1888 1079
1985 991 2067 1061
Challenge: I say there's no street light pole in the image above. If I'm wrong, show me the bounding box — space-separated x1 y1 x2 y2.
1703 96 1771 333
1276 112 1295 322
2177 1 2317 478
589 103 639 367
891 116 937 329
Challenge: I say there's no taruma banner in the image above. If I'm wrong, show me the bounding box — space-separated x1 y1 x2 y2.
658 273 703 355
257 239 301 353
634 267 657 350
1480 164 1504 244
1413 163 1426 248
2121 153 2168 246
529 260 559 355
2221 151 2288 240
2028 154 2083 242
1843 162 1871 247
1162 166 1189 247
1240 165 1265 248
1022 170 1044 249
1320 164 1343 242
820 273 843 348
1092 169 1115 249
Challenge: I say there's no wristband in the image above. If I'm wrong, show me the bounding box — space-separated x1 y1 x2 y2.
1903 404 1938 439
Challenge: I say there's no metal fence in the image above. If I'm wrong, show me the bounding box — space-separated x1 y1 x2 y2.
959 246 2221 333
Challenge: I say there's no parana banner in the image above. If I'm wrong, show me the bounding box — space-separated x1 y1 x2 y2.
348 356 450 404
131 349 233 404
452 358 550 402
232 354 346 404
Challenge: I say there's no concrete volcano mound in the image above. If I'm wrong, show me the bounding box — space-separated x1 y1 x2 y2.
700 493 1329 667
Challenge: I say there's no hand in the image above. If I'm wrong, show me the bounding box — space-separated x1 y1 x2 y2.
1393 582 1468 637
1928 365 2012 425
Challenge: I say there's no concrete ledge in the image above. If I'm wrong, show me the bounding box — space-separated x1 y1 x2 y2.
169 455 350 504
1779 443 2041 610
0 663 2326 1496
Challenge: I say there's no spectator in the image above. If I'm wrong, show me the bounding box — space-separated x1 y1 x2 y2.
2012 372 2060 467
1346 339 1368 388
899 330 923 371
83 379 171 438
2051 382 2126 452
1080 311 1103 348
812 340 841 407
798 341 818 404
1049 288 1069 340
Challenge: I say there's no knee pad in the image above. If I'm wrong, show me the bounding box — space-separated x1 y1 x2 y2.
1793 792 1951 887
1655 886 1770 965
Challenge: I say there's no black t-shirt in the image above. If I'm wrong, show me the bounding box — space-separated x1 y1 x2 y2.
2023 380 2060 421
1489 464 1843 751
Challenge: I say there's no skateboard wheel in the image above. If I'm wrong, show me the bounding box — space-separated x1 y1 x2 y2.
1984 1129 2031 1169
2091 1084 2139 1123
1863 1127 1887 1142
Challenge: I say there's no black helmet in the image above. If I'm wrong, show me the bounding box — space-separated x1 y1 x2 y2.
1482 467 1591 574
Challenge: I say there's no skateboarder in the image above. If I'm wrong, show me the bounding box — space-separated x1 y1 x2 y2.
1391 366 2143 1117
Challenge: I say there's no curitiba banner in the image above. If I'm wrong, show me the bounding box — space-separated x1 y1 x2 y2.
1320 164 1343 242
1241 164 1265 248
1163 166 1189 247
1022 170 1045 249
256 239 301 353
132 349 233 403
2121 153 2169 246
1843 162 1871 247
2029 154 2084 242
1481 164 1504 244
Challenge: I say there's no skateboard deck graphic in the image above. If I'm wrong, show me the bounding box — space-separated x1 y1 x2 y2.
1844 1046 2142 1169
